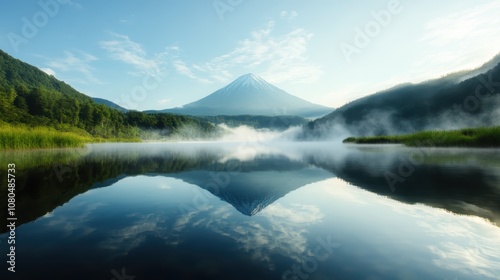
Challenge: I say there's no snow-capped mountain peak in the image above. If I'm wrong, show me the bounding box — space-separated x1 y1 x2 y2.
222 73 277 94
159 73 333 117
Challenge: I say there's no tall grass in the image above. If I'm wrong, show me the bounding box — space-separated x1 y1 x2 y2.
343 126 500 147
0 125 90 149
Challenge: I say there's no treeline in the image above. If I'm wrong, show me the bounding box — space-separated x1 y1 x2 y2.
0 49 218 140
343 126 500 147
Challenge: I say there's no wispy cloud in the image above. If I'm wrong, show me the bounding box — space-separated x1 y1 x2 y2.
46 50 101 84
40 67 55 76
421 2 500 46
172 59 211 83
100 21 320 86
175 20 321 84
158 98 171 105
119 14 136 25
171 202 324 270
372 195 500 279
280 10 298 21
99 32 169 76
419 2 500 72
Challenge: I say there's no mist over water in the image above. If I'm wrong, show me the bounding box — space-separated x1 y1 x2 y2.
136 104 500 143
138 122 310 143
302 97 500 141
216 124 303 143
2 141 500 279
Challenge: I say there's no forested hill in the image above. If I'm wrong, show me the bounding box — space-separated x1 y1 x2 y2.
300 54 500 139
0 49 218 139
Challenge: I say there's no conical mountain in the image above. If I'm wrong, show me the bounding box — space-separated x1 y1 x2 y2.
161 74 332 118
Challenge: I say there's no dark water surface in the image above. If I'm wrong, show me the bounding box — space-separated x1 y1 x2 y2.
1 142 500 279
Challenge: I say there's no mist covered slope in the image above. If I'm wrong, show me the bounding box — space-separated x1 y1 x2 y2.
152 73 333 118
300 55 500 139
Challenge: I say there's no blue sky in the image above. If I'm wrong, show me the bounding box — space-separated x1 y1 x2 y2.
1 0 499 111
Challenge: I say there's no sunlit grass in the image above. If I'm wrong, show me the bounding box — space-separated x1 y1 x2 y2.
343 126 500 147
0 125 90 149
0 125 141 150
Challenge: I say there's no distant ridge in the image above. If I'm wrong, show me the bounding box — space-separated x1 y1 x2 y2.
300 54 500 139
152 73 333 118
92 97 128 112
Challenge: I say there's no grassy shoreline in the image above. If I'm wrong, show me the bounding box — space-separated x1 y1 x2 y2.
343 126 500 147
0 125 141 150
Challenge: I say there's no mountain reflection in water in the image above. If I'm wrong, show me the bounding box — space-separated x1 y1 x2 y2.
1 143 499 279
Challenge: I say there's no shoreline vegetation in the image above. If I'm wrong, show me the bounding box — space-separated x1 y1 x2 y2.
0 125 141 150
343 126 500 148
0 49 221 149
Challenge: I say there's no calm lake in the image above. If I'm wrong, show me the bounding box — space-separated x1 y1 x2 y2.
1 142 500 279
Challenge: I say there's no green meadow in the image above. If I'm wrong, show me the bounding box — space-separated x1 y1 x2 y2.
343 126 500 148
0 125 141 150
0 125 89 149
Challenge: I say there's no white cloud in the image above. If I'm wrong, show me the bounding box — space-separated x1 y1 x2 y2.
99 32 169 76
42 212 54 218
40 67 55 76
98 199 325 271
78 51 98 62
419 2 500 73
44 201 105 238
101 212 171 252
158 98 172 105
159 186 171 190
173 59 211 83
175 21 321 84
372 197 500 279
422 218 500 279
280 10 298 21
180 203 325 269
46 50 102 84
119 14 135 25
421 2 500 46
99 23 320 86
